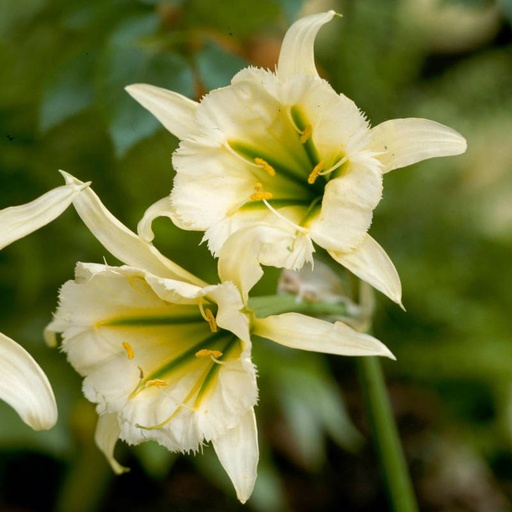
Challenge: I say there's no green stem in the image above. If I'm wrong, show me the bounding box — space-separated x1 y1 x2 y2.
248 294 348 318
358 357 418 512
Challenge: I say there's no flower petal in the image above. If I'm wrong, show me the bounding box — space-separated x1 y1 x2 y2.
252 313 394 359
0 332 57 430
59 171 205 287
212 407 259 504
51 263 258 454
137 196 174 242
95 413 130 474
217 227 264 303
125 83 199 140
369 118 467 173
310 163 383 252
218 225 314 302
328 234 402 305
0 181 89 250
277 10 337 80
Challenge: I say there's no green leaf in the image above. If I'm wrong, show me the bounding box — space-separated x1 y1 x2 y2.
0 0 44 36
195 40 247 91
185 0 280 38
276 0 307 22
97 14 194 156
40 51 96 132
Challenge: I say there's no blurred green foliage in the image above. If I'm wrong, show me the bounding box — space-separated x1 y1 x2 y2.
1 0 512 510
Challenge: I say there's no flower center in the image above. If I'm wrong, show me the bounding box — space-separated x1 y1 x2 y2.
99 295 242 432
225 104 348 232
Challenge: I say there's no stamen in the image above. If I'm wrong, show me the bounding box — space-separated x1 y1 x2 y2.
198 301 218 332
254 157 276 177
196 349 223 359
122 341 135 360
308 161 325 184
250 183 273 201
137 373 205 430
320 156 348 177
145 378 167 388
250 191 273 201
261 198 309 234
196 349 226 365
129 366 145 398
204 309 218 332
300 124 313 144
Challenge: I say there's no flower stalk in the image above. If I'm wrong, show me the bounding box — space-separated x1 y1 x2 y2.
358 357 419 512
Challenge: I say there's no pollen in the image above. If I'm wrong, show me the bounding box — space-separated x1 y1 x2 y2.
122 341 135 360
255 157 276 177
196 349 223 359
145 378 167 388
250 183 273 201
204 308 218 332
300 124 313 144
308 161 325 184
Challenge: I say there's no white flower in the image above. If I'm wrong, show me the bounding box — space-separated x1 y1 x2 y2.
0 179 88 429
49 173 394 502
126 10 466 306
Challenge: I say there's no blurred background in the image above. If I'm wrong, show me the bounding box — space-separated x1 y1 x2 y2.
1 0 511 510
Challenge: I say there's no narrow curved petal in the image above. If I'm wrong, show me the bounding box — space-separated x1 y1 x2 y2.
95 413 130 474
369 118 467 173
212 408 259 504
137 196 174 242
329 234 402 306
277 10 337 80
0 332 57 430
125 84 199 140
252 313 394 359
0 181 89 250
59 171 206 287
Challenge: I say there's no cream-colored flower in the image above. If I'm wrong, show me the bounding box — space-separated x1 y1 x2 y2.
48 173 393 502
126 10 466 305
0 180 87 429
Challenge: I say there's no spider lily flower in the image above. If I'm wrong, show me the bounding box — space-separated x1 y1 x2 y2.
0 180 88 429
47 173 394 502
126 10 466 306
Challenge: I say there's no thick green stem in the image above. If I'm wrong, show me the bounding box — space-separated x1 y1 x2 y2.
358 357 418 512
248 294 348 318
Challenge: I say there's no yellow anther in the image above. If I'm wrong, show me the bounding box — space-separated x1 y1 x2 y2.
204 308 218 332
254 157 276 177
308 161 325 184
250 183 273 201
145 379 167 388
196 349 223 359
300 124 313 144
122 341 135 360
250 191 273 201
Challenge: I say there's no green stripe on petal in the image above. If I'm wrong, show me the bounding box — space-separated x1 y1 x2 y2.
140 331 233 385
